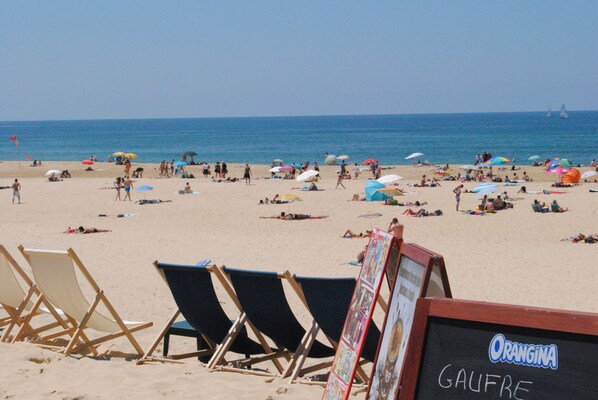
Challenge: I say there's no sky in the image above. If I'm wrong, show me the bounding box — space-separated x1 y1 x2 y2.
0 1 597 121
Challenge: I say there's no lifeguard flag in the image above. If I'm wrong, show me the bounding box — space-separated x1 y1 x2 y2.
9 135 19 147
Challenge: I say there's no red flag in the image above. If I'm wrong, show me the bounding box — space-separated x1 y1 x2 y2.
9 135 19 148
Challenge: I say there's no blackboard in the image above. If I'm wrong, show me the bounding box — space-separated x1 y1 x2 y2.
416 317 598 399
398 298 598 400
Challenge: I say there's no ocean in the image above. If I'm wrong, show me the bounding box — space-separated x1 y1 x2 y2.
1 112 597 165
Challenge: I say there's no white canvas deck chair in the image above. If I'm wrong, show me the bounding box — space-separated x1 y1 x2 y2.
0 245 67 343
18 246 153 356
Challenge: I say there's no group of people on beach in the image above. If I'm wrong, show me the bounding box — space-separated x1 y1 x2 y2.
114 176 134 201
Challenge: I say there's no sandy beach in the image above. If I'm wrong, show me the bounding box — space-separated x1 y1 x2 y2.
1 160 597 399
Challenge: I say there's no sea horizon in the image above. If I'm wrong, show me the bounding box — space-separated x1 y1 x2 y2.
1 111 597 165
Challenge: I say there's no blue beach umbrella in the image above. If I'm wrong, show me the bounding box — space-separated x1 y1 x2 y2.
136 185 153 191
173 161 187 167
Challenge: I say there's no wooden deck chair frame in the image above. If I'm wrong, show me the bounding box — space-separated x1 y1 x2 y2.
17 246 152 356
210 267 339 381
282 272 373 385
0 245 70 343
139 262 286 375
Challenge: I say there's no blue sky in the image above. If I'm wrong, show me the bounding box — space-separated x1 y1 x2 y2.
0 1 596 120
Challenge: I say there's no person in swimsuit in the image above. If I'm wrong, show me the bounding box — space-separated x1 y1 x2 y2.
123 177 133 201
78 226 111 234
453 184 464 211
115 177 123 201
12 178 21 204
184 182 192 194
260 212 328 220
243 164 252 185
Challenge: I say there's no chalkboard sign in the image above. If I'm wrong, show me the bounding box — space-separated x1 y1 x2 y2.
399 298 598 400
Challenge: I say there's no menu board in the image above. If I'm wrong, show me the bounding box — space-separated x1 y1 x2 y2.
399 298 598 400
323 229 397 400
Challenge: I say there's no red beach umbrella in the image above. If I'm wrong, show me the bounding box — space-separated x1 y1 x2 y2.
82 160 94 165
362 159 379 165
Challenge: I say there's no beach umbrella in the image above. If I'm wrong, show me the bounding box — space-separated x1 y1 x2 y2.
82 160 94 165
173 161 187 167
279 165 294 171
45 169 62 176
296 170 319 182
546 167 570 175
472 184 498 198
434 168 448 176
376 188 404 197
270 166 282 173
337 155 350 160
125 153 138 159
324 155 337 166
113 152 125 157
471 183 497 193
272 159 284 166
135 185 153 199
362 159 378 165
183 151 197 157
548 159 572 169
581 170 598 180
460 165 478 170
528 155 540 160
484 156 511 165
376 174 403 184
405 152 424 160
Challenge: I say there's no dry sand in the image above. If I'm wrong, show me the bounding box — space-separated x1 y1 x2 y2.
1 160 597 399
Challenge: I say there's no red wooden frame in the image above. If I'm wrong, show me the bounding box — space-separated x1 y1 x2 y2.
398 297 598 399
365 243 451 399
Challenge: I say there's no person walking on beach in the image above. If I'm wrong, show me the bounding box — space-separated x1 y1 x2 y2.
114 177 123 201
335 173 346 189
243 164 252 185
453 184 464 211
123 177 133 201
11 178 21 204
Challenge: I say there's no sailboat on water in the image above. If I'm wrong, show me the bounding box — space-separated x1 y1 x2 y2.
559 104 569 119
546 106 552 118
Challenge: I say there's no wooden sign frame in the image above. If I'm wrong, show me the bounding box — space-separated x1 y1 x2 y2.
399 297 598 399
323 229 401 400
366 243 451 400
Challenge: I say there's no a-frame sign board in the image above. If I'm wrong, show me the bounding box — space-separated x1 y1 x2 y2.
323 229 401 400
365 243 451 400
398 298 598 399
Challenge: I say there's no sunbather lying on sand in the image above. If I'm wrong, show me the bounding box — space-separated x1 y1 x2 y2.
260 212 328 220
402 208 443 217
342 229 372 238
136 199 173 205
64 226 112 234
351 194 366 201
561 234 598 243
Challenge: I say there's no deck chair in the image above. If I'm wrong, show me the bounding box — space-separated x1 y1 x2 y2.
139 262 285 374
0 245 67 343
291 275 382 363
216 267 336 380
17 246 152 356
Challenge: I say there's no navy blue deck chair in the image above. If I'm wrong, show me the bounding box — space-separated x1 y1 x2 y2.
138 262 282 372
292 275 381 363
219 267 336 379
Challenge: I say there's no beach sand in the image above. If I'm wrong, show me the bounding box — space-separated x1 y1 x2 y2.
1 160 597 399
